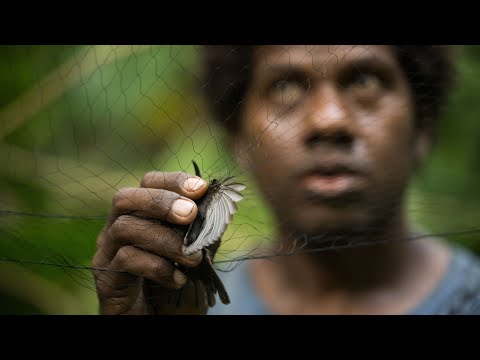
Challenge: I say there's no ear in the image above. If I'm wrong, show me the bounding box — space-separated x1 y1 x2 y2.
413 113 434 167
413 131 432 166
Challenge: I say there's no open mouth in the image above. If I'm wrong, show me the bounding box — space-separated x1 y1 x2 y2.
299 166 368 200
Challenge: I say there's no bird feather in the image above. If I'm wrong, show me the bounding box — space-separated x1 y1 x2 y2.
184 184 245 255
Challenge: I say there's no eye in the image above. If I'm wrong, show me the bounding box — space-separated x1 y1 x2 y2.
348 72 383 98
269 79 308 106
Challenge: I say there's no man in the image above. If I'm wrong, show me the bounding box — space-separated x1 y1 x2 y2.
93 45 480 315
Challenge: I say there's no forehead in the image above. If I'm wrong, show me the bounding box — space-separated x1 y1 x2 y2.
253 45 399 75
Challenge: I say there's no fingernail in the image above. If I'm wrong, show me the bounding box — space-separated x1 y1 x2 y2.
173 269 187 286
172 199 194 217
184 177 206 192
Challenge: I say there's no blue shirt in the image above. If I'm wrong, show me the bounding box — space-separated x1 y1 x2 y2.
208 245 480 315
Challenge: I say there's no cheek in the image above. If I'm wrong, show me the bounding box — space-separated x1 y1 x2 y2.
362 99 416 184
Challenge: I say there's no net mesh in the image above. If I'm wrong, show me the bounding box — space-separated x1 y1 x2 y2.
1 45 479 314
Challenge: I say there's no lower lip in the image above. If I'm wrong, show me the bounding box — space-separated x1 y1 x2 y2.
301 174 365 196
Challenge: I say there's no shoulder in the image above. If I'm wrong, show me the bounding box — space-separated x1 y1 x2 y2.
411 245 480 315
441 246 480 314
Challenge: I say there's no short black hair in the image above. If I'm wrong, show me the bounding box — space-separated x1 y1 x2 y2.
200 45 456 136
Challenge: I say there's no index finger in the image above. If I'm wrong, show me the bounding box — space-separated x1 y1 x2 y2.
141 171 208 200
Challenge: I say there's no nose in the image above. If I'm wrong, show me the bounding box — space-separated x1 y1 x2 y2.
302 85 354 149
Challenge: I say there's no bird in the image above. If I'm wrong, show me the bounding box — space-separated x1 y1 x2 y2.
168 160 246 309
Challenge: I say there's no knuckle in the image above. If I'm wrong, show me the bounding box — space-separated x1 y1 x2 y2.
153 259 172 281
173 171 188 185
159 232 183 254
154 191 181 217
115 246 135 269
141 171 160 187
151 190 169 207
92 269 103 281
112 187 131 208
155 233 185 261
91 255 104 278
109 215 133 239
92 253 102 269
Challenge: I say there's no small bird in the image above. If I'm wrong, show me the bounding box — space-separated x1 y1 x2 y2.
169 160 246 308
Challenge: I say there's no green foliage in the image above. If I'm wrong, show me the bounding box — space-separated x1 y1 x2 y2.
410 46 480 253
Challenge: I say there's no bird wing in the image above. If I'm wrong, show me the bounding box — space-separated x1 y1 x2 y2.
183 185 244 256
228 183 247 192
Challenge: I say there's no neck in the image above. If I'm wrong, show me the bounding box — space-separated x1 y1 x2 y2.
249 204 452 314
272 208 417 292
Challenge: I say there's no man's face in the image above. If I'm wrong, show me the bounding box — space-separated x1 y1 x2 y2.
236 45 423 235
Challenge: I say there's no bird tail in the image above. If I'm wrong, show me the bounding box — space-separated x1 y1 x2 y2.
202 254 230 307
169 251 231 309
205 259 230 306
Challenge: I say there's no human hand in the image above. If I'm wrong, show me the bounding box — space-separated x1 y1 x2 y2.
92 171 209 314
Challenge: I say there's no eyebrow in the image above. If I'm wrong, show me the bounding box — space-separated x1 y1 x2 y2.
261 65 312 84
265 54 398 78
345 56 399 74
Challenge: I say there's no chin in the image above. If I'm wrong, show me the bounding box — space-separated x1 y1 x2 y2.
288 207 372 236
